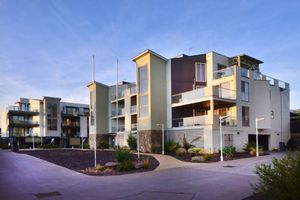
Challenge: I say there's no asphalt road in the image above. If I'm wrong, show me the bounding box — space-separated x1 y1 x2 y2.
0 150 283 200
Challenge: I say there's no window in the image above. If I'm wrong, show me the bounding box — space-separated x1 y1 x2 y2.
241 81 249 101
224 134 233 146
138 65 148 94
139 95 148 117
90 91 95 126
217 64 227 70
47 103 58 130
242 106 250 126
241 67 249 78
195 63 206 82
138 65 149 117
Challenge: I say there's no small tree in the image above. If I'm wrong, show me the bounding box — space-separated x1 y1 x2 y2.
180 134 201 150
127 133 137 150
253 152 300 200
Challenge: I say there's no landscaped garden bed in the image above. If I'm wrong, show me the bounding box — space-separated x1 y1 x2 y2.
19 149 159 176
165 135 268 163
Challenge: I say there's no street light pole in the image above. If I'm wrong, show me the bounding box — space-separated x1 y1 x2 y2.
219 115 230 162
92 55 97 168
255 118 265 157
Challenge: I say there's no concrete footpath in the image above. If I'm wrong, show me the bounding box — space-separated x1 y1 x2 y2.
0 150 284 200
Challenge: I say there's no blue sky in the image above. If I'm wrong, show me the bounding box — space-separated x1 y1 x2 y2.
0 0 300 111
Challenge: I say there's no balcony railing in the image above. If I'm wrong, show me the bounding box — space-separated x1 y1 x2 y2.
130 86 136 94
131 123 137 131
131 105 137 113
111 91 125 100
216 87 236 100
12 119 39 126
172 87 236 105
172 88 205 104
112 125 125 132
62 121 80 127
241 67 250 78
172 115 210 127
7 106 39 112
112 108 125 117
219 116 237 126
213 66 234 79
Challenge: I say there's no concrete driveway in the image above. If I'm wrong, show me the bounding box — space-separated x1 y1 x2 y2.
0 150 284 200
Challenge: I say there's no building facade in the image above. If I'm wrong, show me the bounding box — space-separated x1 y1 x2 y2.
1 97 89 147
89 49 290 152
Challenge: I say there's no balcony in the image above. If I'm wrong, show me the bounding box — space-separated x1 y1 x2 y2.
7 106 39 114
253 72 288 89
172 87 236 107
219 116 237 126
213 66 234 79
111 91 125 101
130 105 137 113
131 123 137 131
112 125 125 132
130 86 136 94
172 115 211 128
62 121 80 127
172 88 205 104
241 67 250 78
215 87 236 100
112 108 125 117
11 119 39 127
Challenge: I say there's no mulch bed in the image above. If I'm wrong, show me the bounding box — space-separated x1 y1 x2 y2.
168 152 269 163
19 149 159 176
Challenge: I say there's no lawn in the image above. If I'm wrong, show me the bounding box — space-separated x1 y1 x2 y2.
19 149 159 175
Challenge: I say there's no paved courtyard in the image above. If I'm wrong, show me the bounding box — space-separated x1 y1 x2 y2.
0 150 284 200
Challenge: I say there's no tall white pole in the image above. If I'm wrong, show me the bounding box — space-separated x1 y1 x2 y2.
220 116 223 162
116 59 119 148
93 55 97 168
256 119 259 157
137 124 140 160
162 123 164 155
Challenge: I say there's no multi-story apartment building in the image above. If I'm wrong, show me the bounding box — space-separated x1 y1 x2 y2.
1 97 89 147
87 81 137 148
89 49 290 153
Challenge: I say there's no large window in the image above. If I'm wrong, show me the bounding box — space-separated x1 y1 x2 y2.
242 106 250 126
138 65 148 94
195 63 206 82
138 65 149 117
47 103 58 130
241 81 249 101
90 91 95 126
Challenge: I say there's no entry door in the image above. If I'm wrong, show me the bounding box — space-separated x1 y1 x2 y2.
248 134 269 150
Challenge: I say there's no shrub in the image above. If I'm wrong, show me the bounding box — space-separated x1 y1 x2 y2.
98 140 109 149
19 144 30 149
127 134 137 150
188 147 203 154
203 153 213 161
83 143 90 149
175 147 187 156
151 145 162 154
180 134 201 150
165 141 179 153
222 146 236 158
114 149 132 163
142 158 150 169
117 160 134 171
253 153 300 200
95 164 106 171
243 142 256 152
249 147 264 156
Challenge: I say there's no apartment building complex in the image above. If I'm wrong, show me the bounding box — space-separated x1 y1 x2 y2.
1 97 89 147
89 49 290 152
87 81 137 148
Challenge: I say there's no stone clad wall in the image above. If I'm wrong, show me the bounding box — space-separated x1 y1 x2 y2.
139 130 162 152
